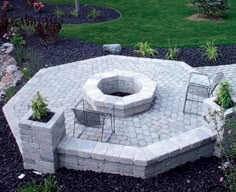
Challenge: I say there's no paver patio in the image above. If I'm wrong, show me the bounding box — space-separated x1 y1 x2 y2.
9 56 236 147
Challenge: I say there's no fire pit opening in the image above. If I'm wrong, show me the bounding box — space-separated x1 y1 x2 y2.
97 76 142 98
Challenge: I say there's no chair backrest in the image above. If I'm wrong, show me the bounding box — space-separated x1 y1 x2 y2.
210 72 224 94
72 108 105 128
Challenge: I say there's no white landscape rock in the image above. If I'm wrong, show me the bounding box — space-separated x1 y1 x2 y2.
103 44 122 54
6 65 18 74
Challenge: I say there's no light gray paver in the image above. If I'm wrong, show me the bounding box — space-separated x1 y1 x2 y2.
3 55 210 147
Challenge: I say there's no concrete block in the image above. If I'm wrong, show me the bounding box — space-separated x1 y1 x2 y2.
133 170 146 178
146 141 169 161
63 156 78 164
65 138 83 156
78 140 97 158
119 146 137 164
57 136 72 154
64 163 84 171
20 135 33 142
105 144 123 162
92 142 109 160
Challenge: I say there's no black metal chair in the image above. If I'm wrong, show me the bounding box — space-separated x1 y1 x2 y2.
183 72 224 115
72 99 115 142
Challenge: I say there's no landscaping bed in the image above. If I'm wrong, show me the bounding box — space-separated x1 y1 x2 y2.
25 34 236 67
7 0 121 24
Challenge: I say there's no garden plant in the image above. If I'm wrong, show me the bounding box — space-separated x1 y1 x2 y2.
31 92 48 120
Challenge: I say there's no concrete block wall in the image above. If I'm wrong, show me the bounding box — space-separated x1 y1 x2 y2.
18 109 66 173
57 126 216 178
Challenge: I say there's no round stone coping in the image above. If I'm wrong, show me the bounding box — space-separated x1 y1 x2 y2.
83 70 157 111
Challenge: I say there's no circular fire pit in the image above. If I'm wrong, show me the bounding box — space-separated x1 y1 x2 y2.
83 70 157 117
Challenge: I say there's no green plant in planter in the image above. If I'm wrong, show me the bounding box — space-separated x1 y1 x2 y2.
31 92 48 120
166 47 179 60
87 9 100 20
216 80 234 109
134 41 158 57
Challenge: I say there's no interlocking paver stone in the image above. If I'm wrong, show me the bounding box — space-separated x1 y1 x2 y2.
4 56 234 148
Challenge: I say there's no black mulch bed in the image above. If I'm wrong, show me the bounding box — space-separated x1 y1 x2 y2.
5 0 121 24
0 101 225 191
24 34 236 68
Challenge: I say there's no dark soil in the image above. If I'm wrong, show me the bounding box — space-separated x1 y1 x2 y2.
29 111 55 123
5 0 121 24
22 34 236 68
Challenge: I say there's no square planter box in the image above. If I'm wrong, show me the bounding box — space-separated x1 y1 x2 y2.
18 108 66 173
202 97 236 157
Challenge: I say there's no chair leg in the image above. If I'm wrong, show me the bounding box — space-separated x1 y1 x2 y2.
73 117 75 138
183 85 190 113
101 125 104 142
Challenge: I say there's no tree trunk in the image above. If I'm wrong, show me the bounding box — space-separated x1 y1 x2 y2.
75 0 79 11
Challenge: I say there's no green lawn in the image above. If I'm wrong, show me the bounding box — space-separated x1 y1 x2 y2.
41 0 236 48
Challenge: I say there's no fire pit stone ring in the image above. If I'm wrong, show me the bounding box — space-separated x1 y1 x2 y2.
83 70 157 117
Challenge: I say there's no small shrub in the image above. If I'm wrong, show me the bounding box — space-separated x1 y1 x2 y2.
33 2 44 13
70 9 80 17
134 41 158 57
35 18 63 45
17 16 37 35
3 86 16 101
87 9 100 20
1 1 13 12
201 40 219 61
22 67 32 80
31 92 48 120
190 0 230 17
17 181 41 192
26 49 44 72
54 8 65 18
42 176 61 192
10 34 26 46
216 80 234 109
166 47 179 60
14 45 27 65
17 176 61 192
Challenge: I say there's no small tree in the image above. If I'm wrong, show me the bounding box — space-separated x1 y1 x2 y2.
216 80 234 109
190 0 230 17
31 92 48 120
75 0 79 11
